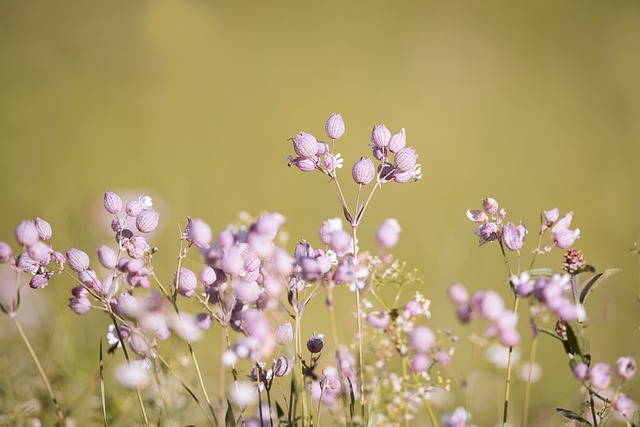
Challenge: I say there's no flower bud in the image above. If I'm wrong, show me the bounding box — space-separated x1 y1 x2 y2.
176 268 198 297
29 274 49 289
126 200 145 217
388 128 406 153
411 353 431 372
588 363 612 389
104 192 122 214
275 322 294 345
612 393 634 415
34 218 52 240
273 356 293 377
325 113 345 139
128 333 151 358
289 156 318 172
136 209 160 233
113 292 139 318
306 333 324 353
409 326 435 354
352 157 375 185
375 218 401 248
185 218 212 249
15 220 38 247
0 242 12 263
394 147 418 172
67 248 90 272
293 132 318 158
195 313 213 330
616 356 637 380
200 266 217 286
97 245 118 269
232 280 261 303
366 311 390 329
78 269 99 289
28 241 51 264
448 283 469 305
482 198 499 215
573 362 588 380
371 124 391 148
543 208 559 226
69 296 91 315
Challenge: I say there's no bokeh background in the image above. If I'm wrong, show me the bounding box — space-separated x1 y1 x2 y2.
1 1 639 425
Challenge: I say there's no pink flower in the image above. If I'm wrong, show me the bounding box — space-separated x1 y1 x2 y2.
352 157 375 185
293 132 318 158
616 356 637 380
409 326 435 353
184 218 212 249
66 248 90 272
370 124 391 148
103 192 122 214
375 218 401 248
34 218 52 241
388 129 406 153
502 221 527 251
15 220 39 247
588 363 611 389
176 268 198 297
325 113 345 139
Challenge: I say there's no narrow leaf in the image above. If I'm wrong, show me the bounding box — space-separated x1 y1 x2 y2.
225 400 236 427
526 268 563 277
347 377 355 420
631 409 640 427
579 268 622 304
0 298 10 315
556 408 592 425
99 339 107 427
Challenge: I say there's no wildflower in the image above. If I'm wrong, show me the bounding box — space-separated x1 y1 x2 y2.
551 211 580 249
474 222 499 245
126 236 150 259
103 192 122 214
612 393 634 415
366 311 390 329
34 218 52 241
97 245 118 270
482 198 499 215
288 155 318 172
442 407 472 427
394 147 418 172
176 268 198 297
616 356 637 380
563 249 585 274
169 313 203 341
543 208 559 226
466 209 488 223
28 241 51 264
319 218 343 245
325 113 345 139
375 218 401 248
125 200 145 217
69 294 92 315
352 157 375 185
115 362 149 389
502 221 527 251
200 266 217 286
510 272 534 297
66 248 90 272
307 333 324 353
409 326 435 353
232 280 261 303
136 209 160 233
388 128 406 153
15 220 39 247
29 273 49 289
293 132 319 159
486 344 520 369
588 363 612 389
0 242 12 263
273 356 294 377
371 124 391 148
411 353 431 373
573 363 588 380
184 217 212 249
195 313 213 330
275 322 294 345
480 291 505 321
112 292 139 319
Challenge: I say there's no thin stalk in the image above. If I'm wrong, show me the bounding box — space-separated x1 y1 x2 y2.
295 303 309 427
521 336 538 427
589 392 598 427
401 360 409 427
502 295 520 427
12 316 65 423
351 225 365 419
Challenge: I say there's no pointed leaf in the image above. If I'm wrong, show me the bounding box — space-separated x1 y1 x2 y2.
565 321 589 363
632 410 640 427
225 400 236 427
579 268 622 304
347 377 356 420
0 298 10 315
556 408 592 425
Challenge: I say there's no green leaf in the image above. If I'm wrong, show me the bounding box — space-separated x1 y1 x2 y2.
526 268 563 277
556 408 592 425
347 377 356 421
0 297 10 315
579 268 622 304
276 402 289 427
565 321 589 363
631 409 640 427
225 400 236 427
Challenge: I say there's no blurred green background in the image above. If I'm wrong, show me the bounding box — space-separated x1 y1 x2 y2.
1 0 639 425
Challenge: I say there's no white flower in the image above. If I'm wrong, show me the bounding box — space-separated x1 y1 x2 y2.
334 153 344 169
139 194 153 208
115 361 149 389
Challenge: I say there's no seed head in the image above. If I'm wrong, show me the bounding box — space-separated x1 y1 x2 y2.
306 333 324 353
104 192 123 214
67 248 90 272
563 249 585 274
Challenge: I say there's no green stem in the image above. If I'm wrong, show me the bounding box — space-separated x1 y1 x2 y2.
351 226 365 420
521 336 538 427
502 295 520 427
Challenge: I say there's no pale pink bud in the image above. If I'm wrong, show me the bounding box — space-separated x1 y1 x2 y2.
466 209 488 223
69 296 91 315
388 128 406 153
126 236 150 259
29 274 49 289
104 192 122 214
448 283 469 305
543 208 559 226
394 147 418 172
232 280 261 303
325 113 345 139
411 353 431 372
329 230 352 257
78 269 99 289
289 155 318 172
136 209 159 233
316 141 329 156
499 329 520 347
113 292 139 318
0 242 12 263
129 333 151 358
481 291 505 321
195 313 213 330
616 356 637 380
15 220 38 247
502 221 527 251
176 268 198 297
125 200 145 217
28 241 51 264
293 132 319 158
612 393 634 415
482 198 499 215
275 322 294 345
200 266 217 286
375 218 401 248
588 363 612 389
366 311 390 329
34 218 52 240
97 245 118 269
222 246 245 275
573 362 588 380
319 218 343 245
352 157 375 185
67 248 90 272
185 218 212 249
554 229 580 249
371 124 391 148
409 326 436 353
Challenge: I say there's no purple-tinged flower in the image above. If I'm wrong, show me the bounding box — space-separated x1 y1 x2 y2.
474 222 499 245
51 251 65 266
28 241 51 264
481 291 505 321
403 300 422 318
573 362 588 380
136 209 160 233
232 280 261 303
588 363 612 389
104 192 122 214
502 221 527 251
126 236 150 259
29 274 49 289
552 211 574 233
329 230 352 257
388 128 406 153
293 132 319 158
288 155 318 172
195 313 213 330
0 242 12 263
435 349 451 367
307 333 324 353
392 168 415 183
97 245 118 270
498 328 520 347
466 209 488 223
442 407 471 427
184 218 212 249
222 245 245 276
482 198 499 215
67 248 90 272
176 268 197 297
409 326 436 354
253 213 285 239
319 218 343 246
69 292 91 315
34 218 52 241
411 353 431 373
15 253 38 274
448 283 469 305
325 113 345 139
128 333 152 358
612 393 634 415
217 228 236 250
15 220 39 247
352 157 375 185
78 269 99 289
554 229 580 249
125 200 145 217
616 356 637 380
275 322 294 345
371 124 391 148
510 272 534 297
200 266 217 286
112 292 139 318
333 257 354 284
375 218 401 248
543 208 559 226
366 311 390 329
273 356 294 377
394 147 418 172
